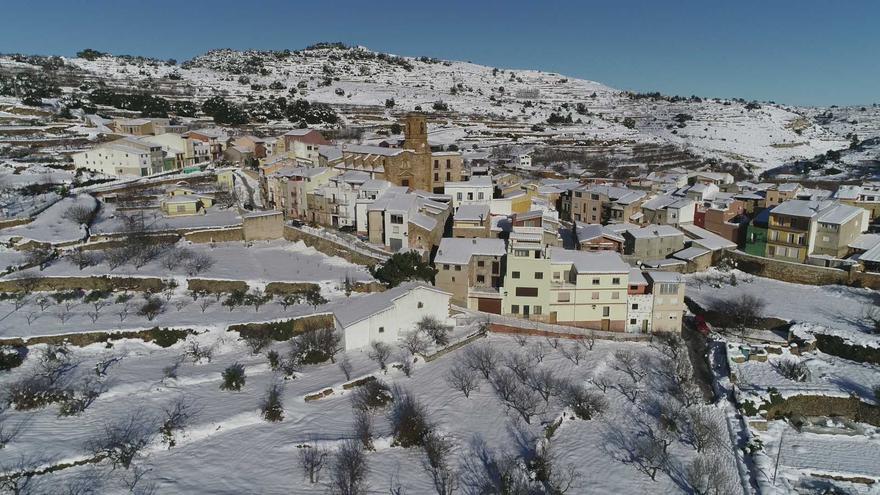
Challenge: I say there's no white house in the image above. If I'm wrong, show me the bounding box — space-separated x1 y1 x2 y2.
72 137 166 177
334 283 453 351
625 269 654 333
515 153 532 170
444 176 494 210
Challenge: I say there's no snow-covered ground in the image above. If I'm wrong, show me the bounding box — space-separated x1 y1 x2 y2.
0 332 737 494
0 194 95 244
687 269 880 347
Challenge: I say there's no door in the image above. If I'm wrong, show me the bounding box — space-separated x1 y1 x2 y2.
389 238 403 252
641 320 648 333
478 298 501 315
601 319 610 331
523 306 530 318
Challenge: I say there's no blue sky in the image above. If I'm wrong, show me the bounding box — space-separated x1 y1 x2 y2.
2 0 877 106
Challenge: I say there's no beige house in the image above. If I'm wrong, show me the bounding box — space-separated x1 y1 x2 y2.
836 182 880 221
767 200 869 262
571 184 645 224
640 195 696 226
265 166 339 220
452 203 492 238
365 189 451 255
622 225 685 261
764 183 802 208
647 272 686 334
435 237 507 310
160 187 215 216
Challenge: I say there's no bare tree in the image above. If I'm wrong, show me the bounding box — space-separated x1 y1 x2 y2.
418 316 452 346
184 341 214 364
367 341 392 371
399 352 414 377
491 370 543 424
299 442 328 484
25 245 54 270
63 204 96 225
184 253 214 276
581 332 596 351
137 296 165 321
328 440 369 495
422 431 459 495
686 406 725 453
537 438 581 494
592 371 612 393
338 355 353 381
462 343 499 380
117 301 132 322
297 326 342 363
0 454 46 495
545 336 560 349
629 428 670 481
0 408 31 449
504 351 532 383
559 341 585 365
160 248 194 271
614 375 641 403
612 349 646 383
400 330 429 356
864 305 880 335
526 342 546 364
160 396 200 448
446 363 480 398
94 355 123 377
198 298 213 313
353 409 373 450
710 294 767 337
68 248 99 270
686 452 740 495
513 333 529 347
25 311 39 325
243 333 271 354
85 412 156 469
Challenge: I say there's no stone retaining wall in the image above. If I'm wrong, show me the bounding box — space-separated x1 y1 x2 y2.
283 225 383 267
723 250 880 289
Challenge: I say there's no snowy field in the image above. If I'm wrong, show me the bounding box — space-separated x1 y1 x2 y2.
686 269 880 346
0 332 739 494
0 194 95 244
18 240 373 286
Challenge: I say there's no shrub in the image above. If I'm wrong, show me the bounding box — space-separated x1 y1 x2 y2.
418 316 451 346
350 378 392 411
137 297 165 321
388 386 431 448
150 327 190 348
220 363 246 391
261 383 284 422
773 359 810 382
267 350 281 370
0 346 26 371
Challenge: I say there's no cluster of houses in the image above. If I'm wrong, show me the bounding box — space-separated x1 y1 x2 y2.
69 112 880 347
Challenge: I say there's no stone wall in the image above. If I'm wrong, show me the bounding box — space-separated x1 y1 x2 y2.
243 211 284 240
183 227 244 243
0 275 168 292
722 250 880 289
283 225 383 267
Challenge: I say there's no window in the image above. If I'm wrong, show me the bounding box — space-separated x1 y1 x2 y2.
390 214 404 224
402 179 409 187
629 285 638 291
558 292 570 302
602 306 610 317
477 260 485 267
631 303 639 310
592 292 599 300
457 192 463 200
446 172 451 180
514 249 529 257
478 192 484 200
378 327 385 333
434 173 439 181
446 159 451 169
434 160 439 169
417 302 423 308
612 277 620 285
534 272 543 280
630 319 637 325
592 278 600 285
658 283 679 295
512 305 519 314
515 287 538 297
512 271 520 279
443 264 450 270
553 272 560 280
476 275 485 283
454 265 461 271
533 306 542 315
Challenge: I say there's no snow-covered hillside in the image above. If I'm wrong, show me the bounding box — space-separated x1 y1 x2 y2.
4 44 877 177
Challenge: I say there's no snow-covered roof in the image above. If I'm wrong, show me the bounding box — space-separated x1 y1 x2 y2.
434 238 506 265
454 203 490 222
445 176 493 188
849 233 880 252
647 271 684 283
770 199 835 218
626 225 683 240
342 144 405 157
576 223 624 243
860 242 880 263
548 248 630 274
409 212 437 232
628 269 648 285
271 166 329 179
333 282 449 328
817 203 864 225
679 224 737 251
672 246 711 261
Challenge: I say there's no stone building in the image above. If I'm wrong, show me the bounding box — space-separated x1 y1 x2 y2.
434 237 507 310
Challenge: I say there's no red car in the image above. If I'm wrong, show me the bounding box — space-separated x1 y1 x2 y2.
695 315 711 336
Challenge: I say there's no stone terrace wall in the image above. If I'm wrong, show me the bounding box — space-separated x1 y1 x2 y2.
722 250 880 290
183 227 244 243
283 225 384 267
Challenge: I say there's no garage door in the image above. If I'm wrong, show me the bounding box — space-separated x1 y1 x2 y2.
478 298 501 314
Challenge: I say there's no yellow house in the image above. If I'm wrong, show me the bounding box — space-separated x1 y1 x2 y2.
160 188 215 216
501 227 630 331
